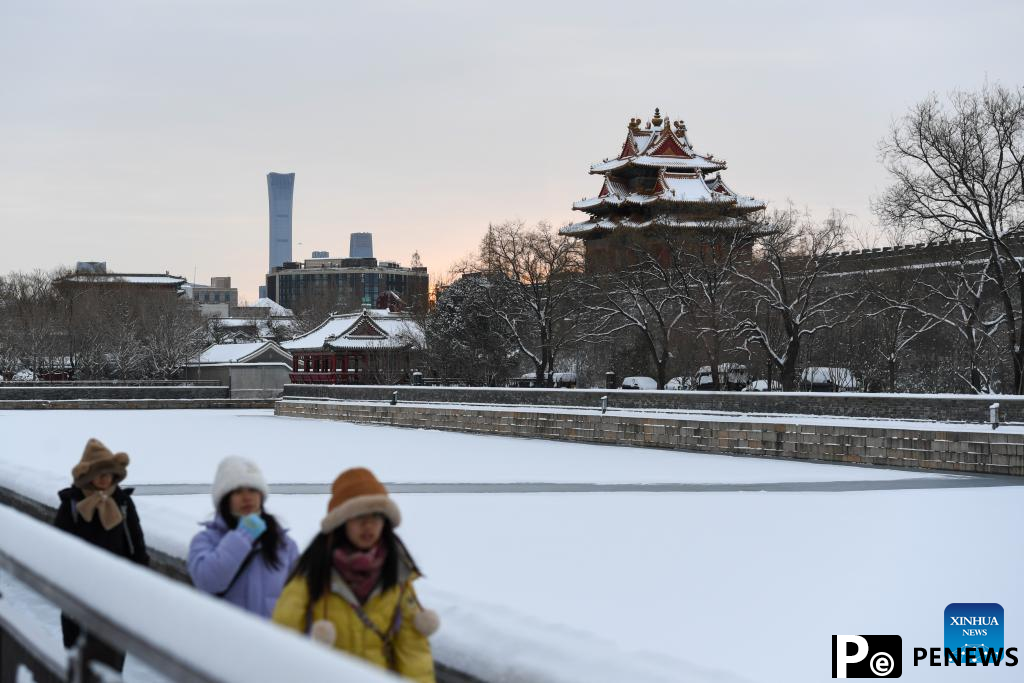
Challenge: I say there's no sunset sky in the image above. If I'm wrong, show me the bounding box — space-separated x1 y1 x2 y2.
2 0 1021 301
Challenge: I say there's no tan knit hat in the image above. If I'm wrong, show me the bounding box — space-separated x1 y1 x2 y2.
320 467 400 534
72 438 129 488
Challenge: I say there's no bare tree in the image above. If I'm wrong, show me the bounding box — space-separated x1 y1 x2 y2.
142 297 207 379
425 274 519 385
732 209 860 390
105 301 148 380
471 220 586 383
580 232 688 389
875 83 1024 390
672 225 757 389
1 270 66 378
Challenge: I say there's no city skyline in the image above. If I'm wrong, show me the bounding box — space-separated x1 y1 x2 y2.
2 1 1022 301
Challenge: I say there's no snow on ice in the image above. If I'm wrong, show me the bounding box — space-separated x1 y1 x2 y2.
0 409 1020 682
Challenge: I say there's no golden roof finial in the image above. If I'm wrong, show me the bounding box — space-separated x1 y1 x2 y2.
651 107 663 127
674 119 687 136
628 117 641 131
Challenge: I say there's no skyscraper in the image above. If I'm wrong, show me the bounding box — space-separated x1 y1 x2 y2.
267 172 295 272
349 232 373 259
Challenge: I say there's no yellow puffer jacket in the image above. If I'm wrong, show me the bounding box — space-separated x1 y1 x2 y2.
272 561 436 683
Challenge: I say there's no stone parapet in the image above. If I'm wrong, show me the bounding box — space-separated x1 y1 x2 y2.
0 385 229 400
282 384 1022 424
276 399 1024 477
0 399 273 410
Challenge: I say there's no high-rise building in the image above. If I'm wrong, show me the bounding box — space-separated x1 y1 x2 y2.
183 276 239 313
267 172 295 272
349 232 373 258
266 255 428 313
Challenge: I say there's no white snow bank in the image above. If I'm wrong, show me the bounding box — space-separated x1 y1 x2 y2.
425 586 752 683
122 489 1024 683
0 409 955 487
0 505 393 683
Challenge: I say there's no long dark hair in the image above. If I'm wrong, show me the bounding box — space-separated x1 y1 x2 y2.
290 518 418 605
218 494 283 570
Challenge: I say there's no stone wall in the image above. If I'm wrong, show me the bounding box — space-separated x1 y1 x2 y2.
0 385 228 401
0 399 273 410
276 399 1024 476
282 384 1022 424
183 364 290 398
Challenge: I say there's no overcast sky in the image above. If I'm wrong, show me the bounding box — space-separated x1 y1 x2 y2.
2 0 1022 301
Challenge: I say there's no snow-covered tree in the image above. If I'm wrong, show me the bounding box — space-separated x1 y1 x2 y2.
425 275 519 385
580 232 689 389
731 209 861 391
471 220 586 383
875 83 1024 391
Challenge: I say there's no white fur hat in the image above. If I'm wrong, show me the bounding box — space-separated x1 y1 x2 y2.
212 456 269 508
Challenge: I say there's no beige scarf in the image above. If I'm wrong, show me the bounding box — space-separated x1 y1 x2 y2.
76 486 123 531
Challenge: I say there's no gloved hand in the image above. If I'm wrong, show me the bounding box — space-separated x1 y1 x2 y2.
238 513 267 541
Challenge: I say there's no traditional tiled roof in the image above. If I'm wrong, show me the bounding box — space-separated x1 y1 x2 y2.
562 108 764 238
574 170 764 213
562 216 762 236
282 309 424 352
194 341 290 365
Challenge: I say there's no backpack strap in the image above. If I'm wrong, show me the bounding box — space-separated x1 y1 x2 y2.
346 582 408 671
215 546 260 598
120 504 135 556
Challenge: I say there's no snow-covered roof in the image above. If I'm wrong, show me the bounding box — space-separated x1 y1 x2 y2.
590 117 727 175
59 274 185 285
697 363 748 374
621 376 658 389
250 298 294 317
561 216 760 236
574 171 755 212
801 367 858 388
197 341 289 364
565 111 765 239
591 155 726 174
282 309 424 351
214 317 261 328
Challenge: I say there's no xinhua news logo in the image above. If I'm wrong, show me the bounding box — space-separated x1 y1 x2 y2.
945 603 1003 664
911 602 1018 667
832 635 902 678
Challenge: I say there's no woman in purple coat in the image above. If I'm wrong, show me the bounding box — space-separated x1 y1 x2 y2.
188 456 299 617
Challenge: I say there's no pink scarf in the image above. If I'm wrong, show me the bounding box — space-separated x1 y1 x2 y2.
332 543 387 604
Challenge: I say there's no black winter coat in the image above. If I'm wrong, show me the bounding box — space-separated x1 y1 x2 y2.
53 486 150 566
54 486 150 651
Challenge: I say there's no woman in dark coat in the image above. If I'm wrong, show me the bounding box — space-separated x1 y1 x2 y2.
54 438 149 675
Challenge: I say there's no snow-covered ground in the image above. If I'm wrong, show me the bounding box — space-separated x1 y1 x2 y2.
0 410 960 494
0 409 1021 682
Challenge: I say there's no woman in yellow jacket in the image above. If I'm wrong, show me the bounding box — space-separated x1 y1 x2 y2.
273 468 438 682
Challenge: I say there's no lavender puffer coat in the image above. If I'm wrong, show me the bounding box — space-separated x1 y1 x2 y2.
188 515 299 618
